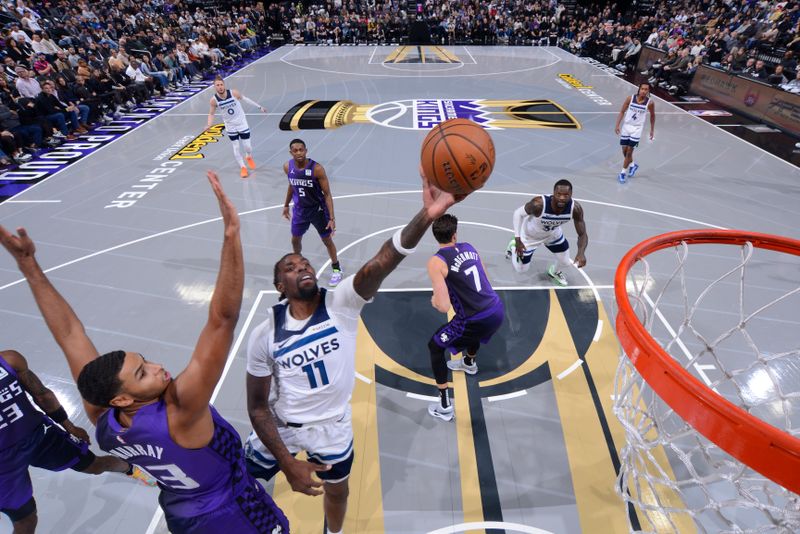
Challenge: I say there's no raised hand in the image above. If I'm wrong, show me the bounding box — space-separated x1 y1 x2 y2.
419 166 463 220
0 225 36 265
63 421 91 444
207 171 239 231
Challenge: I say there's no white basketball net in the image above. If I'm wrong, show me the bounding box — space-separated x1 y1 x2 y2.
613 239 800 533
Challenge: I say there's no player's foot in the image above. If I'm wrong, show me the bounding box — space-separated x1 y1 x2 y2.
547 264 568 287
504 238 516 260
428 402 454 422
245 155 256 170
127 465 157 487
240 166 248 178
628 163 639 177
447 357 478 375
618 171 627 184
329 269 343 286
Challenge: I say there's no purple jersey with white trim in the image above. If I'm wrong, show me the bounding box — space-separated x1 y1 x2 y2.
96 400 257 518
287 158 327 215
0 354 43 450
435 242 500 319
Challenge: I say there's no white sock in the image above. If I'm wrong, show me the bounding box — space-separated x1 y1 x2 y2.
326 529 342 534
628 161 635 169
621 168 627 174
242 138 252 155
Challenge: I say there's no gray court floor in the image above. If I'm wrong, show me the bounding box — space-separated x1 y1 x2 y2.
1 46 798 534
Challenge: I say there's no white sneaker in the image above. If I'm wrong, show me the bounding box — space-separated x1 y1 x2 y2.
329 269 343 286
447 357 477 375
547 264 568 286
428 402 454 422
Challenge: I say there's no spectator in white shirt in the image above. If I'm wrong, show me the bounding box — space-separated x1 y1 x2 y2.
14 67 42 99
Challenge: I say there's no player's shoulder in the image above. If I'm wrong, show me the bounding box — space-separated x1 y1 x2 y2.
0 349 24 369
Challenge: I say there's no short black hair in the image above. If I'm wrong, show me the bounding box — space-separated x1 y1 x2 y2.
639 81 651 89
289 138 306 149
432 213 458 244
77 350 126 407
554 179 572 191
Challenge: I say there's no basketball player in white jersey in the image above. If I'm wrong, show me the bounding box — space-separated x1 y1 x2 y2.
505 179 588 286
614 81 655 184
245 171 461 534
207 75 267 178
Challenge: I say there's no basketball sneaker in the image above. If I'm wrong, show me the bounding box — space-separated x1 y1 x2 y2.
628 163 639 177
428 402 454 422
240 166 248 178
618 171 627 184
127 465 157 487
547 264 568 287
246 155 256 170
329 269 343 287
504 238 516 260
447 357 478 375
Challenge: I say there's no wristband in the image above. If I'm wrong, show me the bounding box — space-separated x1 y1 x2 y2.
47 406 68 424
392 228 417 256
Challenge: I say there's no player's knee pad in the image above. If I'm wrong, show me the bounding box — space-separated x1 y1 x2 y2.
428 338 449 385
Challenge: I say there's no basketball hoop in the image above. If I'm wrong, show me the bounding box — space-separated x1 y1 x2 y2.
613 230 800 533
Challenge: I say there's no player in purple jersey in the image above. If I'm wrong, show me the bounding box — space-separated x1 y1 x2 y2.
0 349 154 534
282 139 343 286
0 173 288 534
426 214 505 422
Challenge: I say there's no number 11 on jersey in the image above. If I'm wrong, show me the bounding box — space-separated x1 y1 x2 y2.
302 360 329 389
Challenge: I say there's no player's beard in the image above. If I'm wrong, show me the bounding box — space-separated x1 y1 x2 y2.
297 280 319 300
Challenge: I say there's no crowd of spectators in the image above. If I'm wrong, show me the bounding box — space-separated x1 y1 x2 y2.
270 0 799 97
2 0 798 168
0 0 270 168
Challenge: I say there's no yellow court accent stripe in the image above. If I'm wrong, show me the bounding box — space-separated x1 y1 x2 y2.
373 345 438 386
419 46 426 64
546 290 630 533
395 46 411 63
346 320 387 533
437 46 460 62
384 46 404 63
272 451 325 533
586 305 696 533
289 100 319 130
430 46 451 63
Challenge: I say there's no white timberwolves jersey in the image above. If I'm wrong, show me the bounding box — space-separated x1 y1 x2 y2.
518 194 574 246
246 276 369 424
214 89 249 133
620 93 649 142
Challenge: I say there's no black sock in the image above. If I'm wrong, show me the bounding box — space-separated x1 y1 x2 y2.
125 463 134 476
332 262 341 271
464 355 475 367
439 388 450 409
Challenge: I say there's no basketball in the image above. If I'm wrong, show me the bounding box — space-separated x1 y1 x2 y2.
420 118 496 196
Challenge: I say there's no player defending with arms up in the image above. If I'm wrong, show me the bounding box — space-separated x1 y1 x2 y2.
0 173 288 534
614 81 655 183
207 75 267 178
246 169 462 534
505 179 588 287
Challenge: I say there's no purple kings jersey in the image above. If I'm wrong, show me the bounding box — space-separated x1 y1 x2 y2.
0 354 43 450
287 158 327 215
96 400 252 518
435 242 500 319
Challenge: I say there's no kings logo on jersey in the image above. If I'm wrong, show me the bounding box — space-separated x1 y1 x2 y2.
279 99 581 131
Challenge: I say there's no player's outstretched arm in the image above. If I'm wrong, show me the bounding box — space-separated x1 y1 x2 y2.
246 373 329 496
171 172 243 422
572 201 589 268
206 98 216 129
353 173 460 300
233 89 267 113
648 100 656 139
0 226 103 421
3 349 92 443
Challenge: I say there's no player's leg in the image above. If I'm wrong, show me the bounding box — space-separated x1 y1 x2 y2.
291 216 312 255
448 304 504 375
2 498 37 534
545 237 571 287
428 319 468 421
228 132 248 177
447 339 480 375
627 144 640 177
322 479 349 534
312 210 342 286
241 131 256 170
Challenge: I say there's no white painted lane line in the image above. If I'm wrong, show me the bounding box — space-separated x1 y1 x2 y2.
487 390 528 402
557 360 583 380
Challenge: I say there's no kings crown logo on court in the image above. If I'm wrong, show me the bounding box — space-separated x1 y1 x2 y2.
279 99 580 131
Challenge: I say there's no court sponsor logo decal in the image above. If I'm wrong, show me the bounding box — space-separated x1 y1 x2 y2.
556 74 612 106
169 124 226 160
279 99 580 131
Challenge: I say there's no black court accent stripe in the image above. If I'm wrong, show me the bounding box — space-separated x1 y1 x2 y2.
555 289 642 531
478 361 551 398
374 365 450 397
417 45 424 62
465 375 505 534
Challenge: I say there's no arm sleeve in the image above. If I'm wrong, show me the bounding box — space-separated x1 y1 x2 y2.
240 95 261 109
246 314 274 377
513 205 527 238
